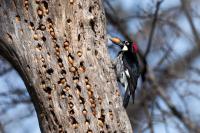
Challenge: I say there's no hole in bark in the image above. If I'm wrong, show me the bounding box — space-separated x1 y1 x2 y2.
109 110 113 120
79 22 83 28
76 85 81 92
63 41 70 51
47 18 53 24
41 80 45 85
50 31 55 37
36 43 42 51
42 64 47 68
89 6 93 13
42 1 48 10
69 102 74 109
41 36 46 42
68 94 73 100
79 61 85 72
89 19 95 33
69 0 74 4
55 44 60 49
61 90 66 98
49 25 54 32
15 15 20 22
100 110 105 125
89 97 95 104
27 65 30 69
82 109 87 115
79 96 85 104
59 125 63 132
64 40 69 47
69 109 75 115
50 110 59 123
98 97 102 104
85 77 89 83
29 22 34 29
35 0 40 4
57 57 63 63
73 76 79 83
87 129 93 133
94 50 98 56
78 3 82 9
41 57 45 62
37 8 43 19
44 87 52 94
91 103 96 109
38 24 46 31
67 19 72 23
85 119 90 125
19 29 24 33
87 47 91 51
58 62 63 68
64 85 70 92
68 54 74 64
58 78 66 85
24 0 28 10
56 51 60 57
46 68 54 75
78 34 81 41
79 67 85 73
61 69 66 75
98 118 104 127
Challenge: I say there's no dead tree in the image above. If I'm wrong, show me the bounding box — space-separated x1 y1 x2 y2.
0 0 132 132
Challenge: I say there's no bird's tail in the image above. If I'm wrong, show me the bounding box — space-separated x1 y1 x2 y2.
123 78 137 108
123 88 131 108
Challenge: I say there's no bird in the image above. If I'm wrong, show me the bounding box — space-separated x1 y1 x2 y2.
109 37 140 108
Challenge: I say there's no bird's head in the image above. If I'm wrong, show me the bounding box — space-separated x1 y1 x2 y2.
109 37 138 54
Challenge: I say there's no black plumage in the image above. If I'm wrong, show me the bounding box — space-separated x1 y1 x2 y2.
122 48 140 107
111 39 140 108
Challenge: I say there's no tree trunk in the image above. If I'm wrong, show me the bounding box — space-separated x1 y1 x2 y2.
0 0 132 132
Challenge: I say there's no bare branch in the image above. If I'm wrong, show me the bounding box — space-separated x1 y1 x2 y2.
144 0 164 57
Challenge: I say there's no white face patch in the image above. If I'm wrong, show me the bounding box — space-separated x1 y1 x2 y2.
122 45 128 51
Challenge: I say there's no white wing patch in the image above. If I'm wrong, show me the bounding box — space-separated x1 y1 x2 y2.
125 69 130 78
122 45 128 51
121 72 128 91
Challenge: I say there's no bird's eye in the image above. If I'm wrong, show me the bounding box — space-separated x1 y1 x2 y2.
125 41 129 45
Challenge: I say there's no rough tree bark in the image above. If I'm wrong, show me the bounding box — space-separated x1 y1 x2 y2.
0 0 132 132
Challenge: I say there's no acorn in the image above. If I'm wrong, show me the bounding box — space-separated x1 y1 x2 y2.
109 37 121 44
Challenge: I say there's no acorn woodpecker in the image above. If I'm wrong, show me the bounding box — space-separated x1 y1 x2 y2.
110 37 140 108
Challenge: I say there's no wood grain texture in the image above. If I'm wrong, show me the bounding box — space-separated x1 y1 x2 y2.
0 0 132 132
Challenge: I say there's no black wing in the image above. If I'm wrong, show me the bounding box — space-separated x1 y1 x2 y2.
122 53 140 106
